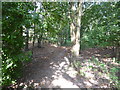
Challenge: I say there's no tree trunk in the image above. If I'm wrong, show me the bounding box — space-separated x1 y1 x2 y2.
33 2 36 47
38 36 40 48
116 46 120 61
33 24 35 47
25 29 29 51
38 34 42 48
70 2 82 57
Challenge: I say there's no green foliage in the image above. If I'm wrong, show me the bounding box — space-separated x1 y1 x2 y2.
41 2 70 45
2 51 32 86
73 60 81 68
73 56 120 88
81 2 120 49
109 67 120 88
2 2 34 86
1 1 120 87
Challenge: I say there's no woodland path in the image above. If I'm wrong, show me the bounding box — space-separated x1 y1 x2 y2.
18 44 80 88
16 44 119 88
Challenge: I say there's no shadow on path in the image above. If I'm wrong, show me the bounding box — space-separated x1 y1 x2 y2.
14 45 119 88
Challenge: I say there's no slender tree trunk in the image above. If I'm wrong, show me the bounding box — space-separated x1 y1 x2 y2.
33 2 36 47
70 3 75 44
116 46 120 61
25 29 29 51
33 24 35 47
70 2 82 57
38 34 42 48
38 37 41 48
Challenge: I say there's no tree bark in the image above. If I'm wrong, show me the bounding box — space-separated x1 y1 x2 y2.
33 24 35 47
33 2 36 47
70 2 82 57
25 29 29 51
38 34 42 48
116 46 120 61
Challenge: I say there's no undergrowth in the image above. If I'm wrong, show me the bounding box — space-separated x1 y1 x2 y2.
72 56 120 88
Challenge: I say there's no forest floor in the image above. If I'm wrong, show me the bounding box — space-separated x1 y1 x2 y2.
13 44 120 88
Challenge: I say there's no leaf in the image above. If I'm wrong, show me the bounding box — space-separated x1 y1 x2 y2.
6 62 13 69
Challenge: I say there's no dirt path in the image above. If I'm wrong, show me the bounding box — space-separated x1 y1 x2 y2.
15 45 119 88
17 44 79 88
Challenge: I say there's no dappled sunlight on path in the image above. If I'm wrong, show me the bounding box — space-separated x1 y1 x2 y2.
16 44 80 88
13 45 119 88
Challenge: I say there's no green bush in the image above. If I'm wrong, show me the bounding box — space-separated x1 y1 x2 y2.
2 2 34 86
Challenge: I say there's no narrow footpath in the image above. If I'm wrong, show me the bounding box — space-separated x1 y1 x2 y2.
15 44 118 88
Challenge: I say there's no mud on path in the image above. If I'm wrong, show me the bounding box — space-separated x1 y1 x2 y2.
15 44 119 88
